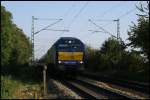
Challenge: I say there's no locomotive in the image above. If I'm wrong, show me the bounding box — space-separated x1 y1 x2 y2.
41 37 85 76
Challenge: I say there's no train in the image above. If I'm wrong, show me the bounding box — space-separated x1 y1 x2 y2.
40 37 85 76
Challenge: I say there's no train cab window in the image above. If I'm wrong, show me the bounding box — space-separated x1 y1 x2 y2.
58 44 70 51
57 39 84 52
71 45 83 51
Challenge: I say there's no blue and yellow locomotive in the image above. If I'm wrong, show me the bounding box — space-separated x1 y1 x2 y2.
43 37 85 76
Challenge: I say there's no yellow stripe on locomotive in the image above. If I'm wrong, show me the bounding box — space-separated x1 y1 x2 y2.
58 52 83 61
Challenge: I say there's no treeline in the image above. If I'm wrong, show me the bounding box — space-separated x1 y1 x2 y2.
85 2 149 82
1 5 32 75
85 38 148 73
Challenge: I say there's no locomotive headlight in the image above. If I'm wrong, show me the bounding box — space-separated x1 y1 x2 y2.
79 61 83 64
58 61 62 64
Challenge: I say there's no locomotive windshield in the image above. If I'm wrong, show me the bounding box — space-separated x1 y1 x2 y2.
57 39 84 52
58 44 83 52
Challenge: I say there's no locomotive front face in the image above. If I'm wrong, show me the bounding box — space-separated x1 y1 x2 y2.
56 38 84 71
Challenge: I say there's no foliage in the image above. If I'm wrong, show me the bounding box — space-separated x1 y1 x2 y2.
127 2 149 60
119 50 145 72
1 75 42 99
100 37 126 69
1 5 32 74
85 45 101 71
85 38 126 71
85 37 148 82
1 5 13 66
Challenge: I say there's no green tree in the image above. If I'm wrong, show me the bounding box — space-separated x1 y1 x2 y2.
1 5 32 75
100 37 126 70
1 6 13 66
84 45 102 71
120 50 145 72
127 2 149 60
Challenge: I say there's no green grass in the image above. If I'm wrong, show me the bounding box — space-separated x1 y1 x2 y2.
1 75 43 99
1 64 44 99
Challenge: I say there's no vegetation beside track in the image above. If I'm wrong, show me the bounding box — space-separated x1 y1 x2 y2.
85 2 149 83
1 5 44 99
1 75 43 99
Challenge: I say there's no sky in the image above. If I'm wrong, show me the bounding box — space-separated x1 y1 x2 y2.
1 1 146 59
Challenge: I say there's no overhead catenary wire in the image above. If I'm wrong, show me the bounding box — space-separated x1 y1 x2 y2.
36 2 77 53
93 19 116 22
88 19 117 39
88 30 104 33
90 1 138 31
66 1 89 30
34 18 62 21
44 29 69 32
99 8 137 33
34 19 62 35
59 1 77 35
87 1 127 38
94 1 127 19
118 1 141 19
59 1 77 30
118 8 136 19
32 17 63 60
88 1 139 38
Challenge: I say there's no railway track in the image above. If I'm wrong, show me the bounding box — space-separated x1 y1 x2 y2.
76 76 149 99
58 79 132 99
46 71 149 99
80 72 149 94
47 75 149 99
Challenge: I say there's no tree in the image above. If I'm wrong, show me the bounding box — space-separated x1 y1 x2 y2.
1 5 32 74
1 6 13 66
84 45 102 71
100 37 126 70
120 50 145 72
127 2 149 60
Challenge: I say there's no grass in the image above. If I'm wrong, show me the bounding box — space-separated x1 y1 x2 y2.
1 75 43 99
1 65 44 99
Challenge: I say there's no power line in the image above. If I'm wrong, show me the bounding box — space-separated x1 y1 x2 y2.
62 1 77 20
34 3 76 54
88 30 104 33
34 19 62 35
118 8 136 19
60 2 77 27
31 16 63 62
66 1 89 30
82 2 124 38
88 19 117 39
88 2 127 37
117 1 141 19
89 1 139 37
91 19 116 28
96 1 127 19
44 29 69 32
59 1 77 35
35 18 62 21
102 21 114 27
93 19 115 22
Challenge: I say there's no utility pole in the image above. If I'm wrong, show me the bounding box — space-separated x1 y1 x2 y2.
89 19 120 40
113 19 120 40
31 16 35 63
89 19 121 70
31 16 69 64
88 19 118 39
114 19 121 70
